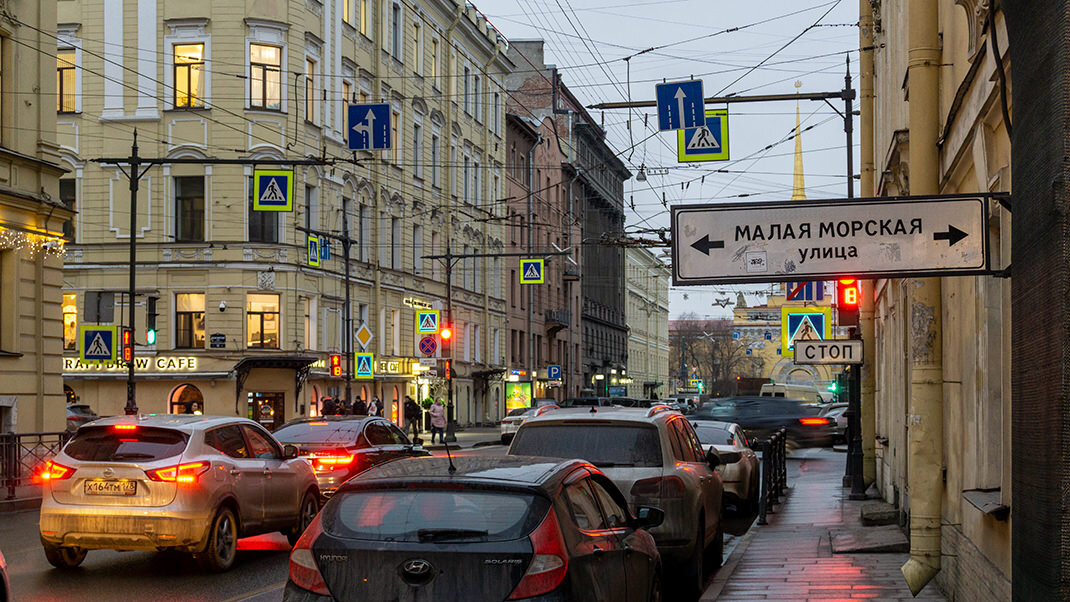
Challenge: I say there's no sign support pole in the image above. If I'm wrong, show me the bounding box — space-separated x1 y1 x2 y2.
848 327 867 499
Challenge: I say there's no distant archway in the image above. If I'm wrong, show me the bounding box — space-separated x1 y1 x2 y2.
169 384 204 414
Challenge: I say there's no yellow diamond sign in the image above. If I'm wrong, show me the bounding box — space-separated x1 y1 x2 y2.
355 323 374 350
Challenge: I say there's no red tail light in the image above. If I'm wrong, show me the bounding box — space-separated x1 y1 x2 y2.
112 424 138 431
507 509 569 600
799 417 830 426
289 511 330 596
32 460 74 484
312 453 356 472
146 462 210 484
630 475 686 499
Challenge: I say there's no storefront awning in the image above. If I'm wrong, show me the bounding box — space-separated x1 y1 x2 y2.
232 355 318 415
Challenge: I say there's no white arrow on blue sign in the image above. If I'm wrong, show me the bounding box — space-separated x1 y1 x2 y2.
348 104 392 150
655 80 705 131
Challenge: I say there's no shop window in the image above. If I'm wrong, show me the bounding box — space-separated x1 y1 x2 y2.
63 293 77 350
175 293 206 349
247 293 280 349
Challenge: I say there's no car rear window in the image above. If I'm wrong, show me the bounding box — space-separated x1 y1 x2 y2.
323 489 545 543
274 421 362 445
506 408 529 417
693 424 735 446
64 426 189 462
509 424 663 467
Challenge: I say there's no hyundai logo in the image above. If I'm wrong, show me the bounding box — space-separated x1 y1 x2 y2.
403 559 432 575
102 468 114 478
399 559 435 585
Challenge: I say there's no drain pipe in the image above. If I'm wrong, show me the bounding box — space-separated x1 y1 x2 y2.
858 0 877 489
901 0 944 595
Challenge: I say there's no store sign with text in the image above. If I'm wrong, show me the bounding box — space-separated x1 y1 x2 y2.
64 356 199 372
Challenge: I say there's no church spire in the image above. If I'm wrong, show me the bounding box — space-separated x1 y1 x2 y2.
791 80 806 201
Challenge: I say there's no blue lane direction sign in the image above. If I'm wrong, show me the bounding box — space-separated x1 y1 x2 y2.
320 238 330 261
547 365 562 380
678 109 729 162
655 80 705 131
253 170 294 211
419 336 438 356
417 311 439 334
520 259 544 284
307 235 320 267
79 324 118 363
355 352 375 379
347 104 392 150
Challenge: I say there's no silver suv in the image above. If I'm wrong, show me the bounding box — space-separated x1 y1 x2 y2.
507 406 725 597
38 415 319 572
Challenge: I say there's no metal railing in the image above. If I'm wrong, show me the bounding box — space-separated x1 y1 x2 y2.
757 428 788 525
1 431 71 500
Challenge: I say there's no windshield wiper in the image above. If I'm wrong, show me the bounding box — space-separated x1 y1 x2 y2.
417 528 489 542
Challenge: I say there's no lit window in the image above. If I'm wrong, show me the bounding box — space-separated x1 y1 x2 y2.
174 43 204 108
57 51 76 113
250 44 281 110
63 293 77 350
342 0 351 25
175 293 206 349
247 294 280 349
359 0 368 36
430 38 439 84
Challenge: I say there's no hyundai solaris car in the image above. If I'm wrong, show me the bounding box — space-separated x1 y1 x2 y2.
507 406 725 597
37 415 320 572
284 455 664 602
272 416 430 498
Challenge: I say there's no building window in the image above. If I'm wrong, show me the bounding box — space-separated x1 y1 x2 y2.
430 38 439 85
248 176 278 243
431 231 441 280
431 134 440 187
305 185 318 231
413 21 422 74
391 2 402 58
63 293 77 350
359 204 370 261
305 58 316 124
250 43 282 110
57 51 76 113
247 293 280 349
463 156 470 202
359 0 368 35
413 224 423 274
493 91 500 134
59 179 75 241
175 293 206 349
412 122 422 178
391 217 401 270
391 109 400 163
174 43 205 108
473 160 480 205
473 74 481 122
463 66 471 114
342 0 352 25
174 176 205 242
342 80 351 116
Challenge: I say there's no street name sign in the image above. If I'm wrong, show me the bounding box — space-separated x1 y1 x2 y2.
253 170 294 211
655 80 705 131
794 339 863 365
347 104 392 150
671 195 989 285
677 109 729 162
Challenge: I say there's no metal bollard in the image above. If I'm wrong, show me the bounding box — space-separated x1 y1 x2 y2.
775 428 787 498
757 439 771 525
1 432 15 500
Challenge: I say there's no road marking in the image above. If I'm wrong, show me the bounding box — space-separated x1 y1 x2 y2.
221 581 287 602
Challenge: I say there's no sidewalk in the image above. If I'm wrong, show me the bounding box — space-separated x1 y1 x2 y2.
705 448 945 601
417 425 502 451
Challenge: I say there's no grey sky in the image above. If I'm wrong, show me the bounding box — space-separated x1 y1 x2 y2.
471 0 861 318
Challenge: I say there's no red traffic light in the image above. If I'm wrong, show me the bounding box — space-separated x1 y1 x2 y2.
329 354 342 377
121 328 133 362
440 326 452 340
836 278 861 326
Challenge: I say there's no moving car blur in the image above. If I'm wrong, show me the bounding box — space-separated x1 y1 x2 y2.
691 396 834 448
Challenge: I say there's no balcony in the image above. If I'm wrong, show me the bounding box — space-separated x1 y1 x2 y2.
545 308 570 335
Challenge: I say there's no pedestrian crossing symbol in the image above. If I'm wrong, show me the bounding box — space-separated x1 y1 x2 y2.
307 235 320 267
417 310 439 334
678 109 729 162
79 324 118 363
354 353 375 379
253 169 294 211
520 259 545 284
780 306 832 357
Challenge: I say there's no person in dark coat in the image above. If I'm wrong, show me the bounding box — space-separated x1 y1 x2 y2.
353 398 367 415
320 396 338 416
404 396 421 438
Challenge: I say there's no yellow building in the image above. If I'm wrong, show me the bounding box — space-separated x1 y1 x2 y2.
862 2 1011 599
0 1 74 433
624 247 669 399
56 0 511 429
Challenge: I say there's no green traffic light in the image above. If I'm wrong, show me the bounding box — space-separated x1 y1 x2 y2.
146 329 156 345
828 382 838 392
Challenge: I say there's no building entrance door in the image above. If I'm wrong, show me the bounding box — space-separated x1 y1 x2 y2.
247 392 285 431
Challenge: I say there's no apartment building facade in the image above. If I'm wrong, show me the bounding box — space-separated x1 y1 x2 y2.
624 247 668 399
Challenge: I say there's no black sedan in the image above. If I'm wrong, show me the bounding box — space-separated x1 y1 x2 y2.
692 396 834 448
273 416 430 498
283 455 665 601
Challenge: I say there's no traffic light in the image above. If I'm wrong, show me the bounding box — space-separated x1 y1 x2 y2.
836 278 861 326
444 359 453 380
439 324 452 354
146 297 158 345
329 354 342 377
121 328 133 363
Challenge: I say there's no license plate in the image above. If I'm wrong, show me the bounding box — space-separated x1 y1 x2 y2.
84 480 137 496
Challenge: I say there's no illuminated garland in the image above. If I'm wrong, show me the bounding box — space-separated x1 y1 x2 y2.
0 225 66 258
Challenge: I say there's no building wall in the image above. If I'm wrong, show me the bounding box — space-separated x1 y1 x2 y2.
57 0 510 427
625 247 669 399
0 0 73 433
868 2 1012 599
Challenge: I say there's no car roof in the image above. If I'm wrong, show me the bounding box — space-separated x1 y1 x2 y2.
278 415 379 428
520 406 681 426
338 455 593 495
82 414 260 432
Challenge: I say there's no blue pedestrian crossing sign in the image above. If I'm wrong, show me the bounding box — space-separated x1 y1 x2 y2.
520 259 544 284
253 169 294 211
655 79 705 131
417 310 439 334
547 365 562 380
780 306 832 357
677 109 729 162
348 104 392 150
79 324 118 363
355 353 375 379
307 235 320 267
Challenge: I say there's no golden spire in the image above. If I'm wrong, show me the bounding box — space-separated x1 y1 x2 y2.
791 80 806 201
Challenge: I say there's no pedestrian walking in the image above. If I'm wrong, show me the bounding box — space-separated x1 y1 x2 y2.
404 396 422 439
320 396 338 416
353 398 367 415
429 399 447 444
370 397 382 417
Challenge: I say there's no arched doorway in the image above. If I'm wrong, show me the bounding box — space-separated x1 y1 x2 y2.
309 385 321 417
169 384 204 414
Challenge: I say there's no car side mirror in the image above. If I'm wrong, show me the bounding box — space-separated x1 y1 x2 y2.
283 444 299 459
705 448 722 468
634 505 665 530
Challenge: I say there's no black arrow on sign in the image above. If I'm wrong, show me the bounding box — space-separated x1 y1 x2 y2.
933 225 968 246
690 234 725 256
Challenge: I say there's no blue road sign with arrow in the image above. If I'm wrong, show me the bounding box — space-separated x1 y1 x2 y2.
348 104 392 150
655 80 705 131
